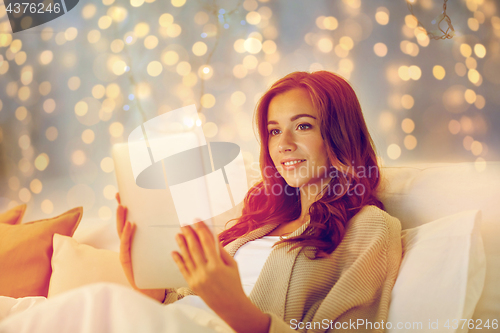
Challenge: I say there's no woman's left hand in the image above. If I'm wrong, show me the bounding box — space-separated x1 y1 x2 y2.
172 220 246 313
172 220 270 333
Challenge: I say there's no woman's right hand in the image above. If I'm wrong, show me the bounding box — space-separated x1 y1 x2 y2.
116 193 166 303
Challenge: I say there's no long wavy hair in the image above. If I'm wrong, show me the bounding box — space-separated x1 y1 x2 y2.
218 71 384 258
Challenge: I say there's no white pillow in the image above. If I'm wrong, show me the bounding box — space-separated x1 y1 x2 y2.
379 163 500 325
48 234 131 298
387 210 486 333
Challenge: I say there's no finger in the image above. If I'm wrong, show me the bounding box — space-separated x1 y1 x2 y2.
171 251 190 280
175 233 195 274
116 205 128 236
120 221 137 288
181 225 207 266
116 192 121 204
193 221 218 262
119 221 134 265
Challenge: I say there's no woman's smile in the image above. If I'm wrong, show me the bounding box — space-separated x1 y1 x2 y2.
281 159 306 169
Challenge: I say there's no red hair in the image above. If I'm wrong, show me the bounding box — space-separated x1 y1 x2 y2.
218 71 383 258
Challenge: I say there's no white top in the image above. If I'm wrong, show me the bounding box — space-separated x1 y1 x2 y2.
233 235 280 296
174 235 280 312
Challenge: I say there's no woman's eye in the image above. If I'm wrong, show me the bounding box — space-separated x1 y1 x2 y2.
269 129 280 136
297 123 311 130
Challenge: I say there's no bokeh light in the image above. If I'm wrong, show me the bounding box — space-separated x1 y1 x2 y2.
433 65 445 80
72 150 86 165
401 118 415 133
46 127 58 141
318 38 333 53
98 206 112 221
231 91 246 106
68 77 81 91
147 61 163 77
201 94 216 108
375 7 389 25
401 94 414 109
474 44 486 58
82 129 95 144
244 38 262 54
103 185 117 200
34 153 49 171
144 35 159 49
176 61 191 76
43 99 56 114
101 157 114 173
373 43 387 57
162 50 179 66
203 122 218 138
387 144 401 160
460 44 472 58
192 41 207 56
404 135 417 150
30 179 42 194
109 122 124 137
41 199 54 214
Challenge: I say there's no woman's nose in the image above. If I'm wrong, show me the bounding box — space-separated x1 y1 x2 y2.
278 130 296 153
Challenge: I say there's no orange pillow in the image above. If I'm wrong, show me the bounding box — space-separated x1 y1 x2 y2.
0 207 83 298
0 204 27 225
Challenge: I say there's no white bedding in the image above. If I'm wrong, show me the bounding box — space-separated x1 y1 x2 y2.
0 283 234 333
0 295 47 321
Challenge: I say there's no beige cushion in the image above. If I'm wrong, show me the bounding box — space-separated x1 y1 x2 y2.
48 234 132 298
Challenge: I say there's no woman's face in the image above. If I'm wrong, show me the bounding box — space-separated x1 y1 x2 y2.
267 88 332 190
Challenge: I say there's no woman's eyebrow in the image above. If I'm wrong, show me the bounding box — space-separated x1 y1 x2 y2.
267 114 316 125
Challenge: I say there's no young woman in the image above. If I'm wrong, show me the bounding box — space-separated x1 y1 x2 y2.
117 71 402 333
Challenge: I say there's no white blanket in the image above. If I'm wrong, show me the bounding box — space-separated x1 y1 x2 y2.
0 295 47 321
0 283 234 333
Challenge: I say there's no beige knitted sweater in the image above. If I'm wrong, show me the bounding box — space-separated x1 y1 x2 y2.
165 205 402 333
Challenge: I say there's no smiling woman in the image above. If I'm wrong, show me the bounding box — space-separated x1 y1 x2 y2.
111 72 402 333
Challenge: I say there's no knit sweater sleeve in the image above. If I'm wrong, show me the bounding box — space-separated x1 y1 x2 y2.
267 312 298 333
320 207 402 332
162 287 196 305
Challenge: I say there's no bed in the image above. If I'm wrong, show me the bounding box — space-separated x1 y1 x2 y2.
0 161 498 332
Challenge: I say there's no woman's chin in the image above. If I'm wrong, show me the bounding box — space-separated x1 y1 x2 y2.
282 178 307 189
282 177 333 193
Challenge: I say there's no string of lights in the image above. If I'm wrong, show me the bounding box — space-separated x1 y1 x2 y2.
406 0 455 40
196 0 244 113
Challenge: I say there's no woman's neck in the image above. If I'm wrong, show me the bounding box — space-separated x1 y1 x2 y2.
298 191 314 223
297 179 332 222
268 181 331 237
